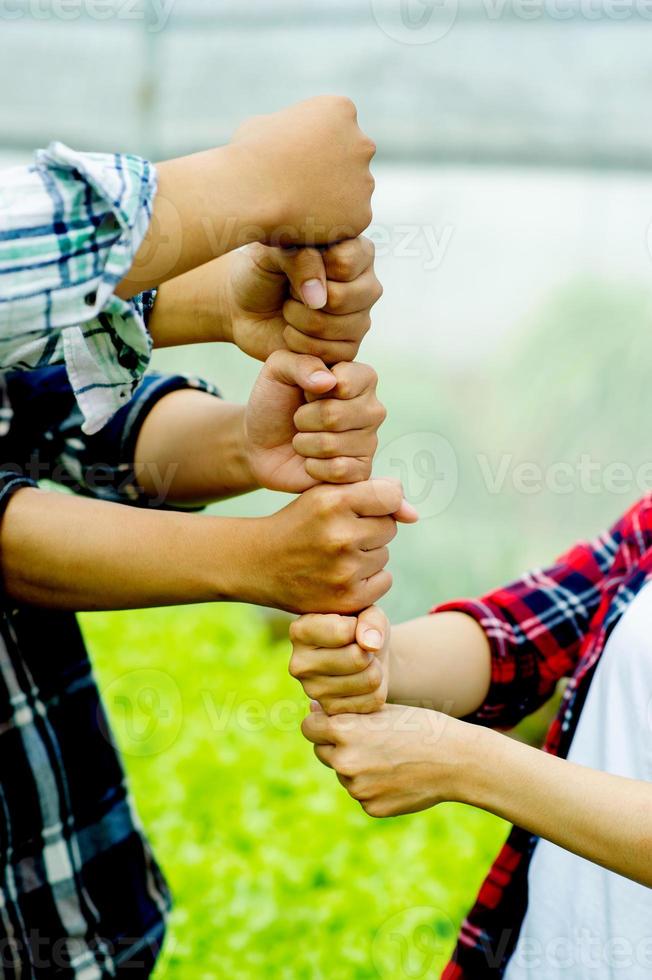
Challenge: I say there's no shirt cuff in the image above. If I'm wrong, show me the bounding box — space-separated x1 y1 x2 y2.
35 143 158 436
75 373 221 510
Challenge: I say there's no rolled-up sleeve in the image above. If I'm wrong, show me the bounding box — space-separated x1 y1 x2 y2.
0 143 158 434
1 366 220 510
432 507 637 729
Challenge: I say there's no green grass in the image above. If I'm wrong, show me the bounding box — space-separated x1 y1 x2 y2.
81 604 507 980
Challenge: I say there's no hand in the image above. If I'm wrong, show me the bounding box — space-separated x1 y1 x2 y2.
249 480 418 614
226 237 382 363
245 350 386 493
302 702 474 818
289 607 390 715
230 96 376 245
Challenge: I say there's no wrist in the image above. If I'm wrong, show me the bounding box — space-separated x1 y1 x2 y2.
201 514 268 604
221 144 283 243
444 720 502 806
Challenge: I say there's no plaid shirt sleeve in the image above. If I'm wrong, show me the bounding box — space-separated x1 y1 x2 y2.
433 510 633 729
0 142 158 435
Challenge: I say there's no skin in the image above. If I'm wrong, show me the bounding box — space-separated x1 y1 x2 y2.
116 96 376 299
0 481 415 615
142 237 381 366
293 609 652 889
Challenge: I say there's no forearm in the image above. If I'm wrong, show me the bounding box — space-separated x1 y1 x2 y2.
116 147 273 300
0 487 263 611
458 725 652 887
388 612 491 718
145 254 234 349
134 389 258 505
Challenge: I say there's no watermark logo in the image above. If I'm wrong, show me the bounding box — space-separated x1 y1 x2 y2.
370 0 459 44
375 431 458 519
372 905 455 978
101 668 183 757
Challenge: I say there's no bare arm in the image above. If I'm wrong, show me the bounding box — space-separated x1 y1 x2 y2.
302 702 652 888
388 613 491 717
133 389 257 505
469 725 652 887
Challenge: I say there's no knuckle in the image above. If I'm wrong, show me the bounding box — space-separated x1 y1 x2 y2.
335 752 357 778
331 559 356 588
363 800 385 819
326 283 346 313
320 400 342 430
288 654 305 679
328 457 351 483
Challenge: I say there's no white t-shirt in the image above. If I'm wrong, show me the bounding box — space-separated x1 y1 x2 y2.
505 579 652 980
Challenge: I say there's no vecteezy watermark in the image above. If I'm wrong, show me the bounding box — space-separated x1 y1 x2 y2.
370 0 459 45
375 432 459 519
477 453 652 497
100 668 183 757
371 0 652 46
0 0 176 30
368 222 455 272
372 905 457 979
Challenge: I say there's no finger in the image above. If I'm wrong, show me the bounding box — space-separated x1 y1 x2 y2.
325 692 385 716
291 641 374 678
290 613 358 648
294 392 376 433
263 349 336 396
357 569 394 608
283 300 373 344
355 605 389 653
302 711 338 745
321 267 383 316
315 745 336 769
356 516 398 552
304 456 372 485
306 660 384 699
322 236 375 282
346 479 419 522
274 246 328 309
357 546 391 582
293 429 377 461
282 325 360 364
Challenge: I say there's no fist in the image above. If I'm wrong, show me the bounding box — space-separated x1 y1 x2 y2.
228 236 382 364
257 480 418 614
231 96 376 245
290 606 390 715
246 350 387 493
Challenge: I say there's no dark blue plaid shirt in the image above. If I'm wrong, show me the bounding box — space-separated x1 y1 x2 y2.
0 366 218 978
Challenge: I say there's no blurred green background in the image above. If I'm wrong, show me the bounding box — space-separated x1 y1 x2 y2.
5 1 652 976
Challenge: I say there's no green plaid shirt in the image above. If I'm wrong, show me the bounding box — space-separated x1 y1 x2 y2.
0 143 157 435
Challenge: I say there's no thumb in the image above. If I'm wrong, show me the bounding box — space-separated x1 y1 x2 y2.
277 247 328 310
263 349 337 395
355 606 388 653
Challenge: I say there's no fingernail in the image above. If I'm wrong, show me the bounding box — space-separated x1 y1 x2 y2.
402 500 420 521
308 370 334 387
301 279 327 309
364 629 383 650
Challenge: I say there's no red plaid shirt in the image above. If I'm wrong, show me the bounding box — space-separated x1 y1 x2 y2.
435 494 652 978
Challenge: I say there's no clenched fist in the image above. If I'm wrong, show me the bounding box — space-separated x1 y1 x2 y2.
245 351 386 492
231 96 376 245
